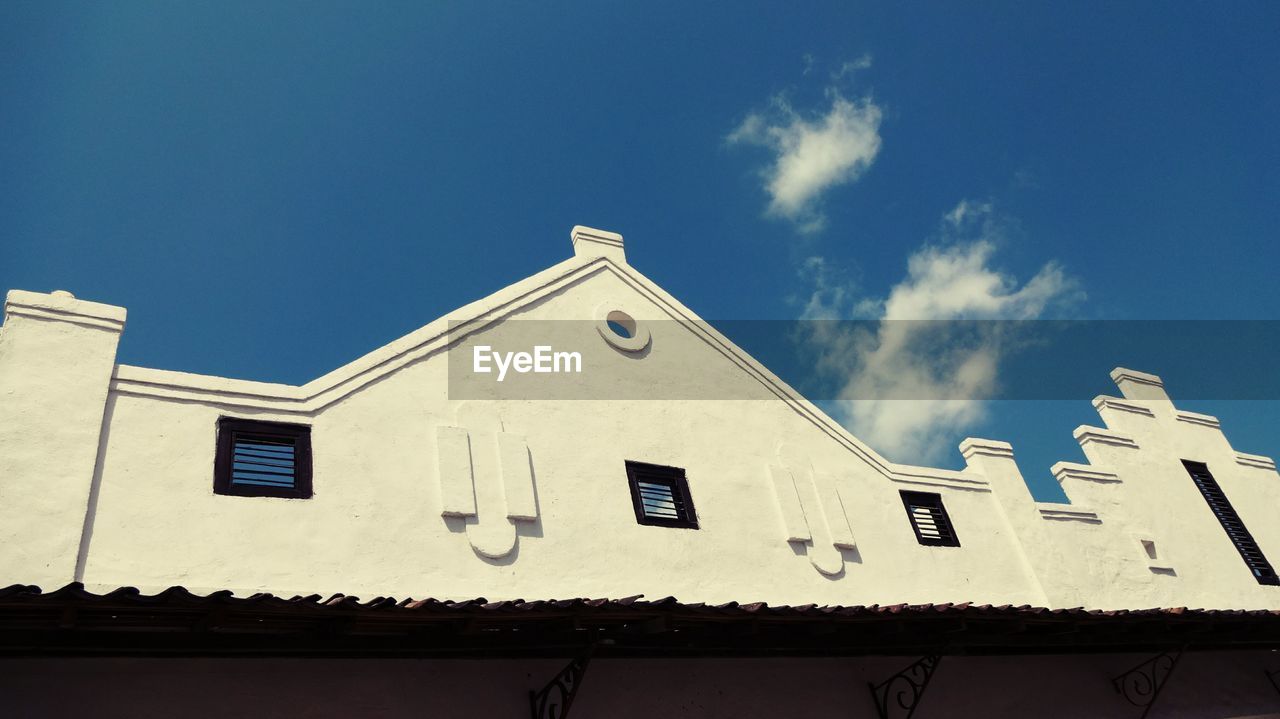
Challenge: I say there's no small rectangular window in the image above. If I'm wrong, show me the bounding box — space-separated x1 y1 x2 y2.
214 418 313 499
625 461 698 529
1183 460 1277 586
900 490 959 547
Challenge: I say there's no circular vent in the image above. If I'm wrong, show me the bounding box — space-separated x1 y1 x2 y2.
596 306 651 353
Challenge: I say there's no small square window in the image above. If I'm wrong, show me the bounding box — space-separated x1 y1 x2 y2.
214 418 313 499
625 461 698 529
900 490 959 547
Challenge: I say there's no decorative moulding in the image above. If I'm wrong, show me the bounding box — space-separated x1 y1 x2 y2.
437 426 478 517
1035 503 1101 524
1110 367 1165 387
1073 426 1139 451
1051 462 1122 485
1235 452 1277 472
1091 396 1156 418
769 444 857 577
1110 367 1170 402
889 467 990 492
768 463 811 544
958 438 1015 461
109 255 612 412
4 289 126 333
1174 410 1221 429
435 402 538 559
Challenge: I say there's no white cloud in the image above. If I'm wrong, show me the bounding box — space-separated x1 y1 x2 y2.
797 256 853 321
943 199 991 228
802 202 1081 463
833 54 873 79
878 240 1072 322
728 91 882 233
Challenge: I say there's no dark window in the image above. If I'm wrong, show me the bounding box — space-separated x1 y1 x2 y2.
214 418 313 499
625 461 698 529
1183 460 1277 585
900 490 960 547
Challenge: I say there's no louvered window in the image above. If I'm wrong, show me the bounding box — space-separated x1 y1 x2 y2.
214 418 313 499
900 491 960 547
1183 460 1277 585
625 461 698 529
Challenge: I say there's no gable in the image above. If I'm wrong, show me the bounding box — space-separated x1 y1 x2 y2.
108 246 978 492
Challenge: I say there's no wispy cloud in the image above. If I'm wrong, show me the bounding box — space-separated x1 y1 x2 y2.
728 66 882 233
801 201 1082 463
797 256 856 321
832 54 872 79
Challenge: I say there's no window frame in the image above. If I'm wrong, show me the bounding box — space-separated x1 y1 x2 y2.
625 460 699 529
214 417 313 499
900 490 960 547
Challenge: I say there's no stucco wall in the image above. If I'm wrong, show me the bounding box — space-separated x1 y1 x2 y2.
72 264 1039 606
0 291 123 590
3 228 1280 612
2 652 1277 718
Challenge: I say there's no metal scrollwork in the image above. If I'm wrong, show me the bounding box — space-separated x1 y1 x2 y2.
529 648 593 719
868 654 943 719
1111 649 1183 718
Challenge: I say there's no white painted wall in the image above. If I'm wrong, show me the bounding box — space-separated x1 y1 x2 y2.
0 290 123 589
3 227 1279 611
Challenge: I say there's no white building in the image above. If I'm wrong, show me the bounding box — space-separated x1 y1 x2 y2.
2 227 1279 718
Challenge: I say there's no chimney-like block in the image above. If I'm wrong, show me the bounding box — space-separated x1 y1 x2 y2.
0 290 126 588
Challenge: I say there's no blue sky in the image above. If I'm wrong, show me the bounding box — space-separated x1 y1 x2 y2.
3 2 1278 499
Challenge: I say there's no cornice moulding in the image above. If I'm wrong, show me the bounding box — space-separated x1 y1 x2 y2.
1036 503 1102 523
1091 396 1156 418
1073 426 1139 450
1110 367 1165 389
959 438 1015 461
1175 411 1221 429
1235 452 1277 471
4 289 126 332
1051 462 1122 484
890 472 992 492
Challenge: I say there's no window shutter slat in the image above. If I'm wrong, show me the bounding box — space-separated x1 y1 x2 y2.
231 433 299 490
1183 460 1278 586
900 491 960 547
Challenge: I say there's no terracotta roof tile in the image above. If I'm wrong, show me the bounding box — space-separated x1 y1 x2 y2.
4 582 1280 657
